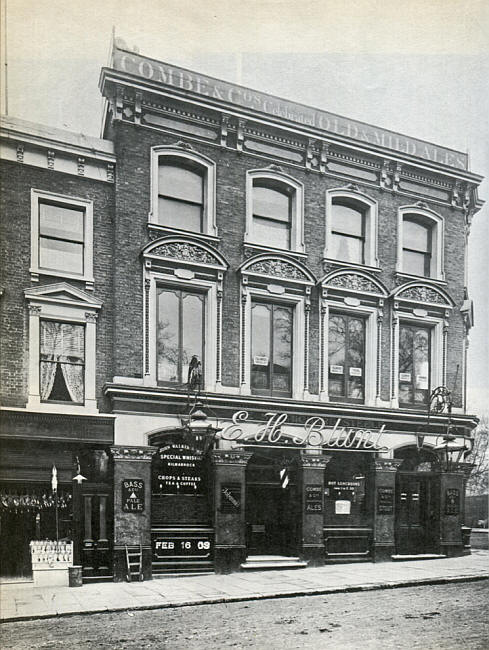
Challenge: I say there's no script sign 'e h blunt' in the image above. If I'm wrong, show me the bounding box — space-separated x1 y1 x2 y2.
219 411 389 451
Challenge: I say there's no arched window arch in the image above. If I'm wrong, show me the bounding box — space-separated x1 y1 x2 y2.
245 169 304 253
150 146 217 236
397 206 444 280
325 188 378 268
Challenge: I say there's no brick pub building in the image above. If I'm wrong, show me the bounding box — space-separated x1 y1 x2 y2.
0 41 484 580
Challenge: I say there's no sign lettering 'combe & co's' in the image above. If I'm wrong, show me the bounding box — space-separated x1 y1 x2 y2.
219 411 389 451
111 47 468 170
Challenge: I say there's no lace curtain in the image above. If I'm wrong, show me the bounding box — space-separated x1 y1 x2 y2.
40 321 85 403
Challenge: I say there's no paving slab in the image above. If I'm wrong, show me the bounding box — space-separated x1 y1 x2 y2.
1 550 487 622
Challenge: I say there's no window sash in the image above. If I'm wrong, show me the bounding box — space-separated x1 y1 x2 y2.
38 202 85 274
398 324 431 406
328 313 366 402
39 321 85 404
156 288 205 386
158 162 205 232
251 301 293 397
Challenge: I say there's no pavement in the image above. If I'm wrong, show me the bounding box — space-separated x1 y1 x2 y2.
1 550 488 623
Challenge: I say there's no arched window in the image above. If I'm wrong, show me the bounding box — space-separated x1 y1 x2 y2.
402 215 432 278
252 180 292 249
150 147 217 236
158 160 204 232
397 207 444 280
331 200 366 264
325 188 378 268
245 170 304 253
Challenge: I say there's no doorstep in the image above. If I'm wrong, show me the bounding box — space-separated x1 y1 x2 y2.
240 555 308 570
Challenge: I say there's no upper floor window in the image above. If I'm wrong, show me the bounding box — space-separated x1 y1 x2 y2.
397 207 444 280
157 287 205 386
331 201 365 264
325 189 378 268
251 301 293 397
150 147 217 237
398 323 431 407
40 320 85 403
328 313 366 402
252 181 292 249
158 161 204 232
39 202 85 274
246 170 304 253
31 190 93 286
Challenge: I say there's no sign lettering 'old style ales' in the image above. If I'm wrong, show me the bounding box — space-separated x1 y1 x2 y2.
112 46 468 170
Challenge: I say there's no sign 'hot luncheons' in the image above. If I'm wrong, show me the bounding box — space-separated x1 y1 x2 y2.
111 45 468 170
219 411 389 451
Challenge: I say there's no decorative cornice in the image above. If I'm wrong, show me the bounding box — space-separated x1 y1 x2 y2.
300 453 332 469
370 458 403 472
110 445 157 461
210 449 253 465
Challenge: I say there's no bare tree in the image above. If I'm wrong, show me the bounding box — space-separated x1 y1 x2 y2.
465 414 489 496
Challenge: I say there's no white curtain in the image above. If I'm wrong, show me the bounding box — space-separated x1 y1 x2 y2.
40 321 85 402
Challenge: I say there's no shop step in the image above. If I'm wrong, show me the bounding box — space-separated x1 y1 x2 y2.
152 560 214 575
240 555 308 570
391 554 447 561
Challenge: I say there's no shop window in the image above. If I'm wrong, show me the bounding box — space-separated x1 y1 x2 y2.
325 189 378 268
40 320 85 403
397 207 444 280
150 147 217 236
328 313 366 402
251 301 293 397
252 180 292 249
331 201 365 264
398 323 431 407
31 190 93 284
246 170 304 253
157 287 205 386
402 216 432 277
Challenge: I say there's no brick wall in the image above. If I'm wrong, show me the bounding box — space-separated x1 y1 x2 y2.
0 160 115 409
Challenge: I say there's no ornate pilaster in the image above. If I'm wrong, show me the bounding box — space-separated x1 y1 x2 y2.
47 150 55 170
303 298 311 394
216 282 223 387
240 286 248 386
110 445 157 581
319 297 328 397
220 114 229 147
442 319 449 386
390 309 399 404
319 141 329 173
77 157 85 176
144 278 151 376
237 118 246 153
211 449 253 573
369 457 402 562
376 308 383 401
298 452 331 566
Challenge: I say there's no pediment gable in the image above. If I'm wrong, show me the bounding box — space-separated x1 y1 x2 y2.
24 282 103 309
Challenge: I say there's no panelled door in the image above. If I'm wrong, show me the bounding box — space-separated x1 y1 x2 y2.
396 473 439 555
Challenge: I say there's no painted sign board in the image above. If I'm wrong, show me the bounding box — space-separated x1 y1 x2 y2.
377 486 395 515
153 536 212 559
305 484 323 514
220 483 242 513
152 441 205 495
122 479 145 513
111 45 468 170
445 488 460 516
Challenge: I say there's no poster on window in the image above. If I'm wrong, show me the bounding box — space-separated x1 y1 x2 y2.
330 365 344 374
416 375 429 389
399 372 411 382
253 356 269 366
335 500 351 514
349 367 362 376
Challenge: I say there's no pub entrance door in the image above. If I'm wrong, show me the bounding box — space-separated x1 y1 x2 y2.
245 450 299 556
396 473 439 555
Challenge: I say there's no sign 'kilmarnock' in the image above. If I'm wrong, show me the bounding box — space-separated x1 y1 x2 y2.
219 411 389 451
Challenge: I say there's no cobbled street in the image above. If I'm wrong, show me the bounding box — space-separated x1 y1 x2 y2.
2 580 488 649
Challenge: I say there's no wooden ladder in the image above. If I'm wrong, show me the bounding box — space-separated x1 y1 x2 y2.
125 544 144 582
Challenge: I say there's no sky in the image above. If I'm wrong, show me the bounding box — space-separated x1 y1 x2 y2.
2 0 488 414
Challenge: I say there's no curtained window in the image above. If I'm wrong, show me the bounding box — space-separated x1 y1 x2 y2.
40 321 85 403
